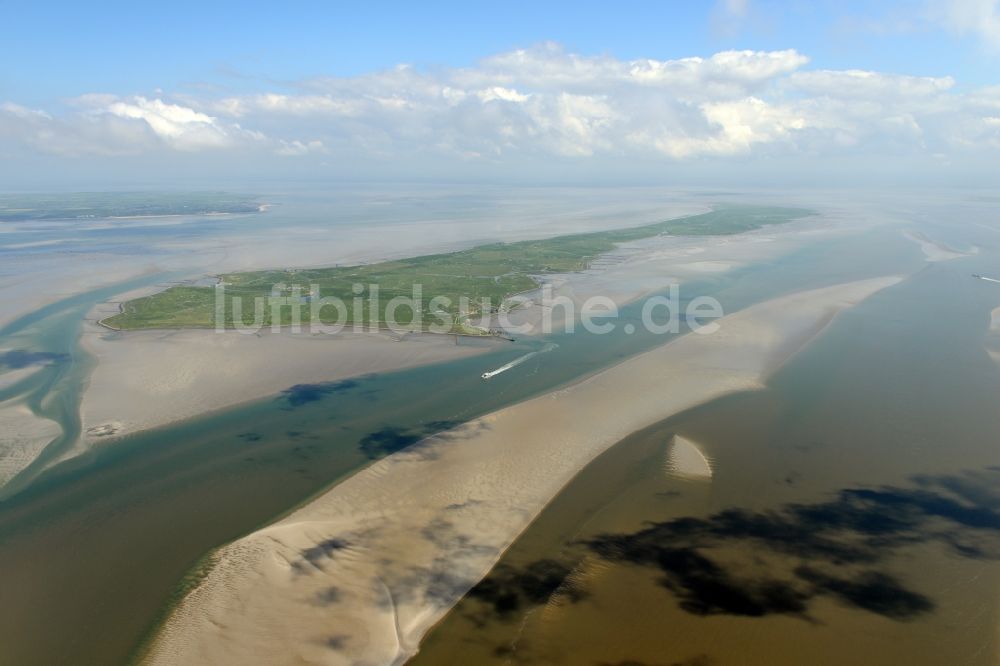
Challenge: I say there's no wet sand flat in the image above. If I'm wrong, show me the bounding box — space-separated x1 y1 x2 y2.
78 327 494 444
0 403 60 487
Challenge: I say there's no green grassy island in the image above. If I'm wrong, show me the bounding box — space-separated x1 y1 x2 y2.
101 205 813 334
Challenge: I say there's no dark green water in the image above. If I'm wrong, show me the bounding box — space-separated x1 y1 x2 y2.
413 238 1000 665
0 222 930 665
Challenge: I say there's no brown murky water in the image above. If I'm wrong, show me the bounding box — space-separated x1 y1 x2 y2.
413 243 1000 665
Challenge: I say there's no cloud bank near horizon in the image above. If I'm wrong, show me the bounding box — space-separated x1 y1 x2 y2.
2 43 999 183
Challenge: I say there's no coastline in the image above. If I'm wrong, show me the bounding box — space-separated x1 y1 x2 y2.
101 204 810 333
144 275 902 666
0 200 790 493
78 211 838 446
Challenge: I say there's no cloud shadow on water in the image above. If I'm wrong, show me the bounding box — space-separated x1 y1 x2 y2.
358 420 462 459
467 559 586 621
584 469 1000 621
449 467 1000 653
280 375 377 408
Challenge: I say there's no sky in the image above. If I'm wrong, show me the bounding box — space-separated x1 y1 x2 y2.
2 0 1000 189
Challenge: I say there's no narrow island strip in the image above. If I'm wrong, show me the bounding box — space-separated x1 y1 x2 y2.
144 275 901 666
102 205 811 334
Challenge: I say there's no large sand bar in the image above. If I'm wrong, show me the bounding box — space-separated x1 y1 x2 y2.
146 276 901 666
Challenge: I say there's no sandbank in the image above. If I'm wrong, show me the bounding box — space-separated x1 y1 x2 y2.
903 230 975 262
0 401 60 488
78 326 496 444
145 275 901 666
0 365 42 392
665 434 713 480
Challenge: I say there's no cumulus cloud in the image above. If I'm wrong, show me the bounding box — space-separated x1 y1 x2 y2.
199 45 817 161
0 95 316 156
102 97 232 150
0 100 158 156
451 44 808 95
1 43 999 170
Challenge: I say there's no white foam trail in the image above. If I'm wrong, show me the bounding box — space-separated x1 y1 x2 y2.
481 343 558 379
974 274 1000 284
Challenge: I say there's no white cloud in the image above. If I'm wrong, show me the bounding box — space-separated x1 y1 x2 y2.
102 97 230 150
454 44 808 95
788 69 954 97
0 101 158 156
476 87 530 103
0 95 318 157
1 43 999 171
215 94 364 117
0 102 51 120
702 97 807 151
524 93 618 156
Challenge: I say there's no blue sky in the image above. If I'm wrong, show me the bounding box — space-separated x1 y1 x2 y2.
4 0 996 105
2 0 999 187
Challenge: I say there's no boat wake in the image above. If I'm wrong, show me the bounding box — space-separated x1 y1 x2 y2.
481 343 559 380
